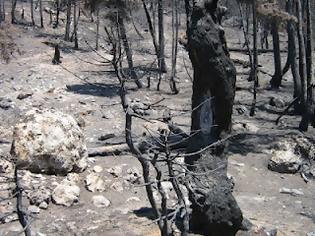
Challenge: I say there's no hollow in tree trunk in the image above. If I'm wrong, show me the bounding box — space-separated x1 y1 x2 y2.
185 1 243 235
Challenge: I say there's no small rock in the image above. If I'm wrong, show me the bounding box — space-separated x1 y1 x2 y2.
107 166 122 177
126 197 140 202
110 182 124 192
52 180 80 206
93 165 103 173
92 195 110 208
17 92 33 100
0 97 13 110
279 187 304 196
268 142 304 174
39 201 48 209
85 173 105 192
307 232 315 236
36 232 47 236
29 186 51 206
124 167 141 184
66 173 80 184
28 205 40 214
269 97 285 108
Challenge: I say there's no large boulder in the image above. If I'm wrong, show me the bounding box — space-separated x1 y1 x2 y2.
10 109 88 174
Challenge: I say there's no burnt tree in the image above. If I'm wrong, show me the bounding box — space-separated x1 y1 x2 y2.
185 0 243 235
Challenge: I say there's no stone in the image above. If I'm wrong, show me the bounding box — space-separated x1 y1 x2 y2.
85 173 105 192
17 92 33 100
39 201 48 209
93 165 103 173
268 141 304 173
279 187 304 196
92 195 110 208
52 180 80 206
126 197 140 202
28 205 40 214
124 167 141 184
269 97 285 108
0 97 13 110
110 182 124 192
29 186 51 206
107 166 122 177
307 232 315 236
10 109 88 174
66 173 80 184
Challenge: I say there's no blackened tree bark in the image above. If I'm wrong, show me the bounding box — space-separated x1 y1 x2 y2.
11 0 17 24
250 0 258 116
158 0 167 73
297 0 308 131
73 0 78 49
117 10 143 88
30 0 35 26
39 0 44 28
95 6 100 50
305 0 314 126
0 0 3 23
170 0 179 94
65 0 72 41
142 0 159 67
185 1 242 235
55 0 60 27
270 20 282 88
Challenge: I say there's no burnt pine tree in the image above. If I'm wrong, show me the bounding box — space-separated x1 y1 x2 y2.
30 0 35 26
11 0 17 24
158 0 167 73
65 0 72 41
185 0 243 235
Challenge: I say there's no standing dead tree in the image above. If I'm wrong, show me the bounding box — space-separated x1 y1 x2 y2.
185 0 243 235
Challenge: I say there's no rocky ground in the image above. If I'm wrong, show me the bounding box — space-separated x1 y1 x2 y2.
0 4 315 236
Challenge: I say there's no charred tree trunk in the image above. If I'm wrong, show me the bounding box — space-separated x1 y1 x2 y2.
186 1 243 235
117 12 143 89
158 0 167 73
250 0 259 116
95 6 100 50
73 0 78 49
297 0 308 131
287 0 302 113
142 0 159 66
65 0 72 41
55 0 60 27
30 0 35 26
305 0 314 126
0 0 3 24
170 0 179 94
11 0 17 24
39 0 44 28
270 21 282 88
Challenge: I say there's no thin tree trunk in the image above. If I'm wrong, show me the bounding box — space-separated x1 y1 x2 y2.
73 0 78 49
11 0 17 23
65 0 72 41
170 0 179 94
39 0 44 28
158 0 167 73
270 21 282 88
151 0 156 36
305 0 314 126
118 13 143 88
287 0 302 113
30 0 35 26
250 0 259 116
0 0 3 24
142 0 159 65
55 0 60 27
95 6 100 50
297 0 308 131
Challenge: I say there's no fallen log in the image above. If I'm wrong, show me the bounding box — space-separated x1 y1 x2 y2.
88 143 129 157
